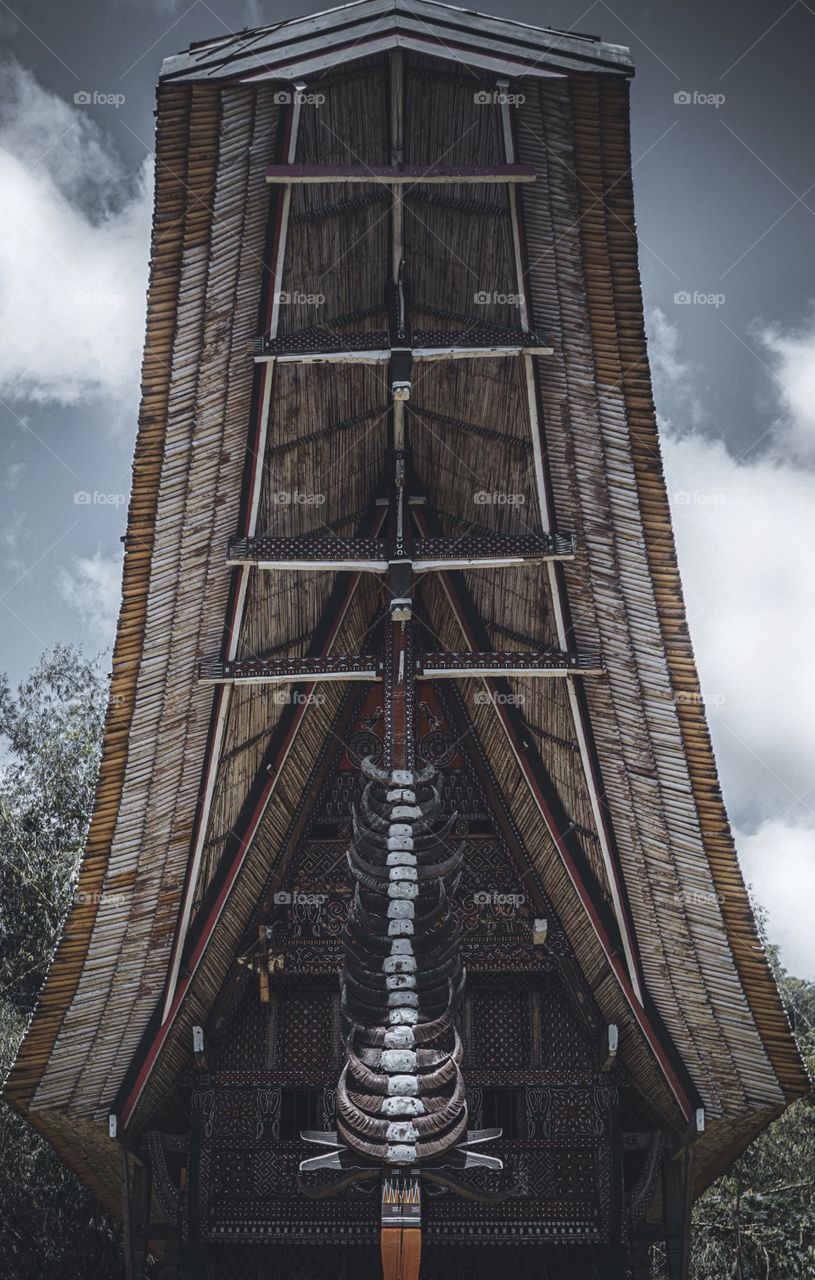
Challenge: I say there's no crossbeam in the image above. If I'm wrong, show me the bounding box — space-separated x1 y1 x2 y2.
198 648 603 685
419 650 603 677
265 163 537 185
414 532 575 568
226 531 575 573
251 326 551 362
198 655 379 684
226 535 388 572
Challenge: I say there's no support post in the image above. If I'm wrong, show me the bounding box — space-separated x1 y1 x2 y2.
664 1146 694 1280
121 1147 151 1280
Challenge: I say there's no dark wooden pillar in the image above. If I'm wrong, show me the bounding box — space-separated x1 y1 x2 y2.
181 1101 206 1279
663 1147 694 1280
121 1148 151 1280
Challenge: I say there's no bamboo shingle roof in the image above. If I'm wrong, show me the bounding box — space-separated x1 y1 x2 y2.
4 0 807 1217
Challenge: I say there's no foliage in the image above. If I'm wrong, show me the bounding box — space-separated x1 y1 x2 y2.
0 644 107 1013
0 645 123 1278
651 952 815 1280
685 961 815 1280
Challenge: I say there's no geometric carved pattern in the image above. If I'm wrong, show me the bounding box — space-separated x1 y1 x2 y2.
275 989 337 1070
538 981 594 1073
469 988 531 1068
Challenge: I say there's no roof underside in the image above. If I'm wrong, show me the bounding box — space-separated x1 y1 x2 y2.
5 8 806 1218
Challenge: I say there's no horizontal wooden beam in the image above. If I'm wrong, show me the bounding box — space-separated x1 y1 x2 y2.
199 648 603 685
226 532 576 573
419 649 603 677
266 163 537 185
198 655 379 684
250 328 552 362
414 532 575 569
412 341 552 359
226 535 388 572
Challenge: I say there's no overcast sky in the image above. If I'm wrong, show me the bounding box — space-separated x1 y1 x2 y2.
1 0 813 979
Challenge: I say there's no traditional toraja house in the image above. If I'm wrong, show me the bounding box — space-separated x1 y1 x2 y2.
5 2 809 1278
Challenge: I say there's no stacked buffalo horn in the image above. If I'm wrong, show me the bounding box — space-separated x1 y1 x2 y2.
337 757 467 1165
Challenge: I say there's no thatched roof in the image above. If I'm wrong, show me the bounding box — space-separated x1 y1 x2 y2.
5 0 806 1217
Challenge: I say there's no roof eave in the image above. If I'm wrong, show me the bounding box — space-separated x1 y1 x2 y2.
159 0 634 83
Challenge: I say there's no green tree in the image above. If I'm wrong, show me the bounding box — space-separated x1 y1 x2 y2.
0 645 123 1278
687 962 815 1280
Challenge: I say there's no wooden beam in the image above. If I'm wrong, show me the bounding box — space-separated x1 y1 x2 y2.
664 1147 694 1280
226 534 388 573
226 531 575 573
198 654 380 684
251 334 552 362
120 1148 135 1280
266 162 536 185
419 649 603 677
120 1150 150 1280
415 532 575 569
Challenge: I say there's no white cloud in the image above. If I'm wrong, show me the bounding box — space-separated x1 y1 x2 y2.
646 307 704 427
57 548 123 642
654 308 815 977
662 430 815 826
0 59 152 407
755 311 815 465
737 819 815 980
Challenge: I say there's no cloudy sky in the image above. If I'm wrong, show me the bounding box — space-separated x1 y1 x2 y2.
0 0 813 978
